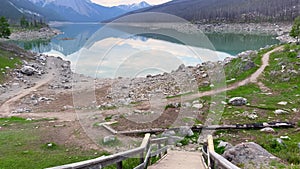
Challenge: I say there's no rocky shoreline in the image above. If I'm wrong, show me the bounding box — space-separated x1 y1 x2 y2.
0 27 61 41
119 22 296 43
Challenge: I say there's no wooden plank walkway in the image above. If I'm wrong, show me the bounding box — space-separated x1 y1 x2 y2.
148 151 206 169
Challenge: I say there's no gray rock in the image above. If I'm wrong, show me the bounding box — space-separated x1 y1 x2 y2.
182 102 192 108
178 126 194 137
277 101 288 106
223 142 281 168
168 102 180 108
217 141 233 150
38 97 54 102
162 130 176 137
12 108 32 114
275 138 284 145
103 135 116 144
274 109 289 115
260 127 275 133
21 66 36 76
63 85 72 89
247 113 258 120
168 136 183 145
176 142 183 147
242 61 255 71
63 105 73 110
228 97 247 106
31 100 39 106
192 103 203 109
280 136 291 140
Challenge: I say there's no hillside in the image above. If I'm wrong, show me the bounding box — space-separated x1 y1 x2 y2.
0 0 61 23
113 0 300 23
30 0 127 22
1 0 152 23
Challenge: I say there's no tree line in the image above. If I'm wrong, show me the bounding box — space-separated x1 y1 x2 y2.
0 15 48 39
20 16 47 29
143 0 299 23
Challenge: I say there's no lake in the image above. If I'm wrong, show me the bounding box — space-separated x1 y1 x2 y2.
14 23 279 78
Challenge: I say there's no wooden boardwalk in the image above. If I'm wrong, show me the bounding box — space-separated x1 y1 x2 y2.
148 151 206 169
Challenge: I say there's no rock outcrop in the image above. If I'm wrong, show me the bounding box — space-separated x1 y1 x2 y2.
223 142 281 168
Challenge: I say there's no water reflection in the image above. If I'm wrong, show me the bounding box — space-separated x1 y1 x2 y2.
12 23 279 78
58 36 231 78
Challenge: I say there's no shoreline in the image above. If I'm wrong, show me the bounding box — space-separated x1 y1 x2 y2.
1 21 296 43
0 27 61 42
108 22 296 43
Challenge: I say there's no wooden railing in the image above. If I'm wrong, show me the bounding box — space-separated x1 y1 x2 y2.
202 135 240 169
47 134 168 169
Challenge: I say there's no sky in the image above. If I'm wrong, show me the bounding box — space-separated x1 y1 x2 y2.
91 0 171 7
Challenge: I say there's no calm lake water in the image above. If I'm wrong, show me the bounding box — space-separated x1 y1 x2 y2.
14 23 279 78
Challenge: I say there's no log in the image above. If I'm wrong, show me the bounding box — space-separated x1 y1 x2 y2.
116 122 294 135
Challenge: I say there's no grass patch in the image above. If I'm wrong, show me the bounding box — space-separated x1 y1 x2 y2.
263 44 300 87
0 123 104 169
224 47 275 84
0 49 21 83
179 132 199 146
213 139 226 154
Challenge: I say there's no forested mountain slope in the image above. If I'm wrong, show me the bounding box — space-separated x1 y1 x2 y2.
115 0 300 23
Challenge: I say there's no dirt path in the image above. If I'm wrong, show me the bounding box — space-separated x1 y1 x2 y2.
0 46 283 121
148 151 206 169
0 57 57 117
182 46 283 101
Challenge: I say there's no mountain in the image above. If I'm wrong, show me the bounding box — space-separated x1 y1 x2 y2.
117 1 151 12
0 0 61 23
112 0 300 23
29 0 127 22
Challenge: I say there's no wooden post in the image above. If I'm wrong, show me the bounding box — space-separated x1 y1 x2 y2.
207 135 214 152
140 133 151 164
116 161 122 169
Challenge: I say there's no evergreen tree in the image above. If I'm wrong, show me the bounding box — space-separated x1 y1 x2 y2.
290 16 300 43
20 16 29 28
0 16 11 39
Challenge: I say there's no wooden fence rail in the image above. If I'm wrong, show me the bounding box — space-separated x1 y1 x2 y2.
47 134 168 169
202 135 240 169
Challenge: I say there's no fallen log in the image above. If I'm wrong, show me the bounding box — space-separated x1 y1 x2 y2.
115 122 294 135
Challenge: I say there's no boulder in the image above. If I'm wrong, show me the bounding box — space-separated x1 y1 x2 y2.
12 108 32 114
260 127 275 133
20 66 36 76
192 103 203 109
274 109 289 115
280 136 290 140
168 136 183 145
217 141 233 150
275 138 284 145
223 142 281 168
277 101 288 106
228 97 247 106
178 126 194 137
242 61 255 71
162 130 176 137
